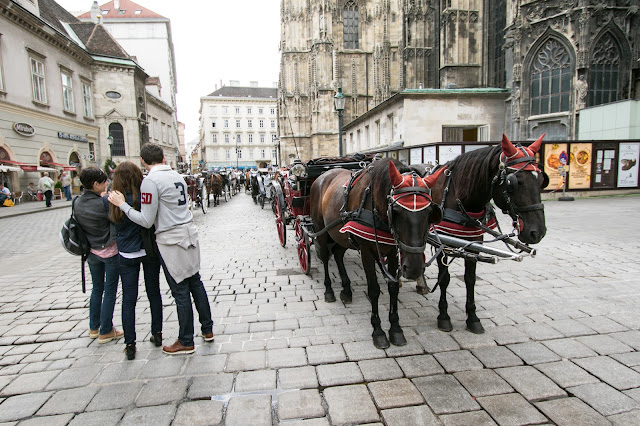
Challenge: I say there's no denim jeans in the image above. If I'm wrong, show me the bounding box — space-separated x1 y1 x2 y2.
119 254 162 345
160 258 213 347
63 185 72 201
87 253 119 335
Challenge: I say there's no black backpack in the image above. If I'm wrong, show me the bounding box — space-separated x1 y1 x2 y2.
59 197 91 292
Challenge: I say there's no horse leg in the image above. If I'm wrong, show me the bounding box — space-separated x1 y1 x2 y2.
386 255 407 346
315 236 335 303
362 249 389 349
436 253 453 332
332 245 352 304
464 259 484 334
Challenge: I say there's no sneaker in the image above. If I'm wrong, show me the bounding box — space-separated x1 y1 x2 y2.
89 329 99 339
203 332 214 342
124 343 136 360
98 328 124 344
162 340 195 355
150 332 163 347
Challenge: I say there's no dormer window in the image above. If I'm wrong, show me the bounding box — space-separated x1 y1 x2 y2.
135 10 142 14
102 9 109 14
118 9 126 14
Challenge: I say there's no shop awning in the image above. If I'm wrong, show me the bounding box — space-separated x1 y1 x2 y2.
0 165 21 172
41 161 76 171
0 159 37 172
37 166 58 172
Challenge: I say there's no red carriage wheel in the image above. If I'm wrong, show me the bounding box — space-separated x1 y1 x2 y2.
275 195 287 247
295 217 311 275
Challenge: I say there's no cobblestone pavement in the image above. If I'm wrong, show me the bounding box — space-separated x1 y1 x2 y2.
1 193 640 425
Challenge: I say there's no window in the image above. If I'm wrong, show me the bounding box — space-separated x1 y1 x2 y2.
270 108 275 115
153 118 159 139
82 82 93 117
109 122 126 156
135 9 142 14
209 106 216 115
259 120 264 128
102 9 109 14
118 9 126 14
271 134 277 142
89 142 95 160
213 150 219 159
249 148 254 159
259 108 263 114
344 1 359 49
61 72 74 112
225 149 230 159
387 114 394 141
224 119 229 128
212 120 216 128
270 120 275 128
212 134 217 143
0 37 5 92
260 134 265 143
589 33 621 107
249 134 253 143
530 39 571 116
237 149 242 159
224 134 230 143
248 119 252 128
236 119 241 128
375 120 381 145
247 107 252 114
168 126 172 144
261 149 266 158
365 125 369 148
162 123 167 142
223 106 228 114
236 134 241 143
235 107 240 114
272 149 277 159
30 57 47 103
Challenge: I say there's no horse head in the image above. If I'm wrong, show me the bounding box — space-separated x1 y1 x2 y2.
386 160 442 280
492 134 548 244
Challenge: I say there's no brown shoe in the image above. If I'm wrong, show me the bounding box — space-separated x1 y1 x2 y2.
89 329 99 339
162 340 195 355
98 328 124 344
203 332 214 342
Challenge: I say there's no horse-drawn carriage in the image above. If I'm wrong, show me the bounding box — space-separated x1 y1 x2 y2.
183 173 208 214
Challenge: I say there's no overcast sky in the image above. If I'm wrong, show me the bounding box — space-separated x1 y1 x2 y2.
56 0 281 144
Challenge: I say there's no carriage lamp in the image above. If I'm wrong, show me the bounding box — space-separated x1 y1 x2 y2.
291 163 307 178
107 134 114 159
334 87 346 157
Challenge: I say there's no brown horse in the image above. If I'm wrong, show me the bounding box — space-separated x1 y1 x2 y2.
310 158 442 349
205 172 223 207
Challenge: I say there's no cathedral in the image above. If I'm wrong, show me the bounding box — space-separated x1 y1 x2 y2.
277 0 639 161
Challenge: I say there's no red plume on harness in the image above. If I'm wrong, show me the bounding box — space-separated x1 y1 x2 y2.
388 161 432 211
500 133 545 172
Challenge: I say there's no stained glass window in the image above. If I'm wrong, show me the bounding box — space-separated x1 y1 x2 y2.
530 40 571 116
344 1 359 49
589 33 620 107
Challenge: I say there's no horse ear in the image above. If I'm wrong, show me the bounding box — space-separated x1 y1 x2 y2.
501 134 518 157
389 161 404 187
528 133 545 155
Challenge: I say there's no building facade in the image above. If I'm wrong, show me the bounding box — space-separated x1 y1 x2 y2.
199 85 279 169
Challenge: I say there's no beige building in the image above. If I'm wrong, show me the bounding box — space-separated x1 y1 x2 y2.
146 91 178 168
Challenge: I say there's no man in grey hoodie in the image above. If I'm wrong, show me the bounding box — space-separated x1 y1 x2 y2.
108 143 213 355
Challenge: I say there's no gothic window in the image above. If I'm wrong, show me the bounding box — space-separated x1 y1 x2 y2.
109 123 126 157
589 33 620 107
344 1 359 49
529 39 571 116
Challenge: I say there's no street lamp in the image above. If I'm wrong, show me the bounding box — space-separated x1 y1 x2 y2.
107 134 114 158
274 138 281 167
235 137 239 170
334 87 346 157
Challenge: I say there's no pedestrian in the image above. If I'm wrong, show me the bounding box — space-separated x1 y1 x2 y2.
108 143 214 355
109 161 163 360
0 182 13 206
37 172 54 207
75 167 123 343
61 171 72 201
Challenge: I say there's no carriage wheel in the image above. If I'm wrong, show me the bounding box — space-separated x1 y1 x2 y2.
187 194 193 211
260 194 265 209
275 196 286 247
296 217 311 275
201 187 208 214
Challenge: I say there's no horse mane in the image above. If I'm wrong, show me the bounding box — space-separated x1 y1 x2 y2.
449 145 501 203
369 158 411 219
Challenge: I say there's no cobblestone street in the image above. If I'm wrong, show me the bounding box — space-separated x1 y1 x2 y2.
1 193 640 425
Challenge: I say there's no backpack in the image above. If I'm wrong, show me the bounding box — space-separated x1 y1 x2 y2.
59 197 91 292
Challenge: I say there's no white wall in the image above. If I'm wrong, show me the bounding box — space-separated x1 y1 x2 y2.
578 100 640 140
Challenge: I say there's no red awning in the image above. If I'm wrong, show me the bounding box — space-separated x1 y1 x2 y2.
0 159 37 171
41 161 66 168
63 166 77 171
0 159 26 165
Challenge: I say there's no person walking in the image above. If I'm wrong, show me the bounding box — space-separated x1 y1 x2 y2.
109 161 163 360
38 172 54 207
108 143 213 355
75 167 123 343
61 171 72 201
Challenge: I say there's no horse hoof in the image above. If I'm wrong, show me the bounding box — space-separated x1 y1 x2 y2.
437 319 453 332
373 333 390 349
389 330 407 346
416 285 428 295
340 291 352 304
324 293 336 303
466 321 485 334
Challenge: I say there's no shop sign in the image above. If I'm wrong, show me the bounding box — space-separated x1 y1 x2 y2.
13 122 36 137
58 132 88 143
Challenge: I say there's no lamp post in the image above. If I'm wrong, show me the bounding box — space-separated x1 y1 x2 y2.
107 134 114 159
236 139 239 170
334 87 346 157
275 138 281 167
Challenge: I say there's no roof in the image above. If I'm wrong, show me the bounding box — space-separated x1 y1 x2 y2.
78 0 165 19
206 86 277 99
67 22 130 57
38 0 81 34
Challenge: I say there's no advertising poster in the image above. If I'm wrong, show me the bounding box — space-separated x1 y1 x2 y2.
544 143 567 189
617 142 639 187
423 146 437 167
438 145 462 165
568 143 592 189
410 148 422 165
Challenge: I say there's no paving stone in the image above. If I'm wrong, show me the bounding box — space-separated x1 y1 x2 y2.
573 356 640 390
278 366 318 389
506 341 562 365
415 332 460 353
566 383 639 416
381 405 440 426
535 397 609 426
516 322 564 341
138 357 186 379
119 405 175 426
477 393 547 426
486 325 529 345
440 410 497 426
540 338 598 359
94 360 145 384
625 388 640 402
450 330 496 349
235 369 276 392
172 400 224 426
37 386 99 415
608 409 640 425
575 335 633 355
225 350 265 372
495 365 566 401
183 354 227 375
278 389 325 420
383 338 425 357
135 377 188 407
45 365 102 390
534 360 600 388
225 395 271 426
187 373 234 399
342 341 387 361
611 351 640 367
306 344 347 365
433 350 483 373
412 374 479 414
549 319 597 338
470 346 523 368
17 413 74 426
276 418 330 426
323 384 380 425
85 382 144 411
368 378 424 409
267 347 307 368
454 370 513 397
610 330 640 351
68 409 126 426
575 316 629 334
395 354 444 378
0 370 59 396
358 358 403 382
316 362 363 387
0 391 52 422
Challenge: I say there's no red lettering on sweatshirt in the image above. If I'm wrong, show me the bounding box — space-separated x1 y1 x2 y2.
141 193 152 204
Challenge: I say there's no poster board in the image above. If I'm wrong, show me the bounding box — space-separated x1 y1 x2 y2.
568 143 592 189
423 146 437 167
410 148 422 165
617 142 639 187
438 145 462 165
544 143 568 190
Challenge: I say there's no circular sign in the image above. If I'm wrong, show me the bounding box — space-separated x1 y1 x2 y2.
559 151 568 165
13 122 36 137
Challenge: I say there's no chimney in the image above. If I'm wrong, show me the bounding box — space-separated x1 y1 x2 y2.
114 0 120 10
90 1 100 22
230 80 240 87
250 81 259 87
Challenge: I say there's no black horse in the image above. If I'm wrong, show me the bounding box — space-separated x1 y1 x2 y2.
310 158 442 349
422 134 548 334
250 170 260 204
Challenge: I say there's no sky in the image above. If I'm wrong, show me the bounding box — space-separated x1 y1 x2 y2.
55 0 281 145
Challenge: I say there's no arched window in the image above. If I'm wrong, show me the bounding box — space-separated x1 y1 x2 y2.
530 39 571 116
109 123 126 157
589 33 620 107
344 1 359 49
